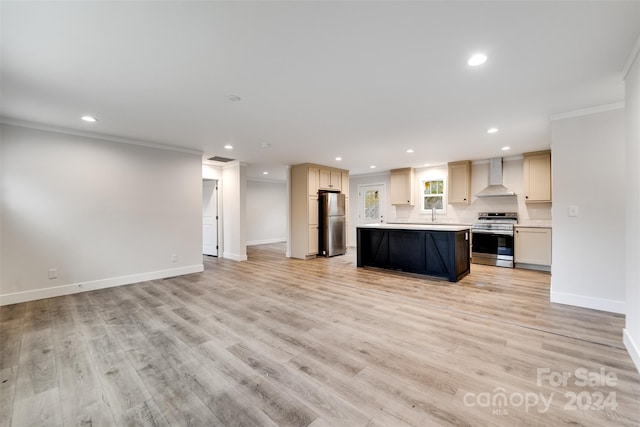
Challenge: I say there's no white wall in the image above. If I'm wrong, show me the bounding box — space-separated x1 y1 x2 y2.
221 162 247 261
0 124 203 305
624 43 640 372
246 179 286 245
550 107 626 314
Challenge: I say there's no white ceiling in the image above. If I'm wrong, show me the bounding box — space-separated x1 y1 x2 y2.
2 1 639 181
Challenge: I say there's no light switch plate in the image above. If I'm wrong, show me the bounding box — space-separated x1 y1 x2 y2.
568 206 579 217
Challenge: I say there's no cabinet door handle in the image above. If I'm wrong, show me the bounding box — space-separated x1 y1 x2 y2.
525 195 529 199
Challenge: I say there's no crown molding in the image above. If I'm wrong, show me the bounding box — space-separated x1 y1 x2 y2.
0 117 202 156
350 170 391 179
549 102 624 121
247 177 286 184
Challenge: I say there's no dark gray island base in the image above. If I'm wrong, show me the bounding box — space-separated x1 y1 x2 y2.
357 224 471 282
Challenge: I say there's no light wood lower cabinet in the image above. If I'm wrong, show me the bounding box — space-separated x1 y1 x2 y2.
308 225 318 254
515 227 551 270
307 196 319 255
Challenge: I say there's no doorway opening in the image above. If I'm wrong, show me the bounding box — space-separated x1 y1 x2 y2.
203 179 219 256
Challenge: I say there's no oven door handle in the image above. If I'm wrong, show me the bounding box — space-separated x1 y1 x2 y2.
471 229 514 236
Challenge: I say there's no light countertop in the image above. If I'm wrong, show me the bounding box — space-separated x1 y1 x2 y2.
357 223 471 232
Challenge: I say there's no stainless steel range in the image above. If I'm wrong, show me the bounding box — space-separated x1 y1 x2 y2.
471 212 517 268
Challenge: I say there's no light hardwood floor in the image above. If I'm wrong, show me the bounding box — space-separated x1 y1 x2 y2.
1 243 639 426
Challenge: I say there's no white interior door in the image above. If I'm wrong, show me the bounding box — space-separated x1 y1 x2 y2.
358 184 385 224
203 179 218 256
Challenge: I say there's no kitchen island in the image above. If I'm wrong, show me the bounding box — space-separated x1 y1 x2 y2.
357 223 471 282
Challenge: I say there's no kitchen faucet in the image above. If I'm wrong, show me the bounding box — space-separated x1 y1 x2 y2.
432 206 436 222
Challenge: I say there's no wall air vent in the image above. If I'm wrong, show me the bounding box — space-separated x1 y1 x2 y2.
207 156 235 163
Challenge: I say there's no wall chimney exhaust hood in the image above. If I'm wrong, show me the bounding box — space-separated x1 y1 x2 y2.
475 158 515 197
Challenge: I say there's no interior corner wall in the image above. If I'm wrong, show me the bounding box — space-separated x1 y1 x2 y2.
221 163 247 261
550 108 626 314
624 47 640 372
0 124 203 305
246 180 286 246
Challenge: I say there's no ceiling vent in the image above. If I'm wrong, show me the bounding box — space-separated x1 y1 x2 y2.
207 156 235 163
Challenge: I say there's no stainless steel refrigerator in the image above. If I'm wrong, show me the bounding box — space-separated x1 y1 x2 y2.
318 191 346 257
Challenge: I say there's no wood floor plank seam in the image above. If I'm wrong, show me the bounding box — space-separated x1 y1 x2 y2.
259 260 627 350
2 243 639 427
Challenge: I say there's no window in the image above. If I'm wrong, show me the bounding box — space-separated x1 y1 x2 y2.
359 183 385 224
364 189 379 220
422 179 446 213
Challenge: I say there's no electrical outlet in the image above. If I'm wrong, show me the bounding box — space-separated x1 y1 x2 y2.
48 268 57 279
568 206 579 217
171 254 178 262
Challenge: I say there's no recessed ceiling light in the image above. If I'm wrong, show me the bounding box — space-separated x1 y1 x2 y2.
81 115 97 123
424 163 431 167
263 171 269 175
468 53 487 66
229 95 242 102
406 149 414 153
224 144 233 150
370 165 376 169
487 127 499 134
502 146 511 151
335 156 342 161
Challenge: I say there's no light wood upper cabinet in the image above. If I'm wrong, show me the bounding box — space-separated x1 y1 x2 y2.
331 170 341 190
308 167 319 196
523 150 551 203
515 227 551 267
448 160 471 204
341 172 349 197
319 169 330 189
390 168 415 206
319 168 341 191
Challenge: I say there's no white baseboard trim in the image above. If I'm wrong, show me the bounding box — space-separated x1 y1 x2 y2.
550 290 625 314
0 264 204 306
623 329 640 373
246 237 286 246
223 252 248 261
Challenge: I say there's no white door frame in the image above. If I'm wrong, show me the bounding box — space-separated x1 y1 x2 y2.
202 179 219 256
357 183 386 224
